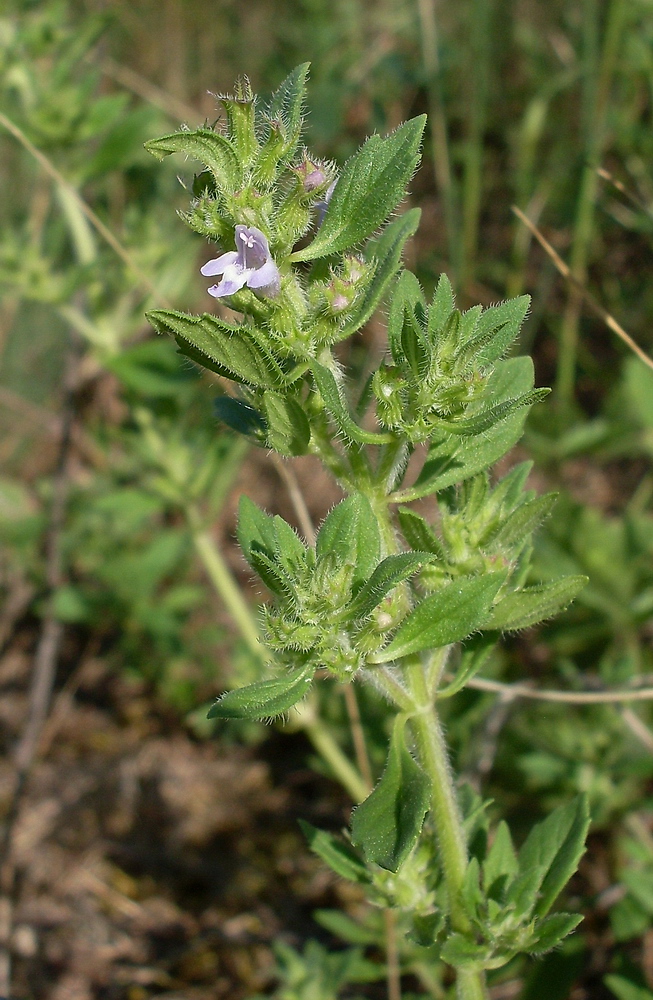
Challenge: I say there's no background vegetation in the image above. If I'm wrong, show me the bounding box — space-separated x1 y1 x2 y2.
2 1 653 998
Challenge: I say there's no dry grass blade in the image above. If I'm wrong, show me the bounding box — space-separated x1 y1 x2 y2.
99 56 199 123
512 204 653 374
597 166 653 221
0 111 163 301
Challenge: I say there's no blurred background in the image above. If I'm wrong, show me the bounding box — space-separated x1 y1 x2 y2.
2 1 653 998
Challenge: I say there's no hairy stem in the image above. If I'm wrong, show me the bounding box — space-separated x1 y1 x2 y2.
404 659 488 1000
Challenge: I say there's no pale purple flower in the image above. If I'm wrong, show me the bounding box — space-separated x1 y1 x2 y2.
201 225 280 299
314 179 337 227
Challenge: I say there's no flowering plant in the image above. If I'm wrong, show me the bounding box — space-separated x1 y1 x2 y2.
146 66 589 1000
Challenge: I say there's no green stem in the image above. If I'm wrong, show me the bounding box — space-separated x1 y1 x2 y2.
293 699 370 804
191 522 266 665
404 659 488 1000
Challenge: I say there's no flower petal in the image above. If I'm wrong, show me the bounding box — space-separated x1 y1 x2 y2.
207 263 249 297
235 225 270 270
200 251 239 277
246 257 280 293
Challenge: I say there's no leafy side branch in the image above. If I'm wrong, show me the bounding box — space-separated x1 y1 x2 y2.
146 66 590 1000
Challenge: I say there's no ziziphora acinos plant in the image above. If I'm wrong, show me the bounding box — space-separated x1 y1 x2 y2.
145 66 590 1000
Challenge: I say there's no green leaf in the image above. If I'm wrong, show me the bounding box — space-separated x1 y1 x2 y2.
221 94 258 164
312 362 394 443
337 210 422 341
272 514 307 567
518 796 590 919
370 573 505 663
438 634 496 698
214 396 265 436
266 62 309 153
313 909 379 945
292 116 426 261
475 295 531 365
487 493 557 548
147 309 281 388
316 494 380 586
441 387 549 437
427 272 456 342
461 856 484 915
387 269 427 364
348 552 435 620
400 357 538 499
237 495 278 567
299 821 370 884
505 862 550 919
144 128 241 190
249 549 294 597
351 715 430 871
440 933 490 970
397 508 446 559
207 668 313 720
481 575 587 631
483 821 518 897
605 975 653 1000
262 390 311 455
529 913 583 954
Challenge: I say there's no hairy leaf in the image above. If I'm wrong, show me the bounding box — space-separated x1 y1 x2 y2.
438 634 496 698
237 495 278 566
351 716 429 871
299 821 370 884
518 796 590 918
348 552 435 620
370 573 505 662
397 508 446 559
208 668 313 720
145 128 241 190
529 913 583 954
266 62 309 155
312 362 393 443
213 396 265 436
292 117 426 260
482 575 587 631
483 821 518 897
337 210 421 341
147 309 282 388
316 494 380 586
262 390 311 455
398 357 539 500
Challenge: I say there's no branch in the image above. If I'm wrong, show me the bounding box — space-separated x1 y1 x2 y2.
455 673 653 704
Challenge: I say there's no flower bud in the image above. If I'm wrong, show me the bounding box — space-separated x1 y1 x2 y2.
294 157 328 193
221 77 258 164
373 365 406 429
